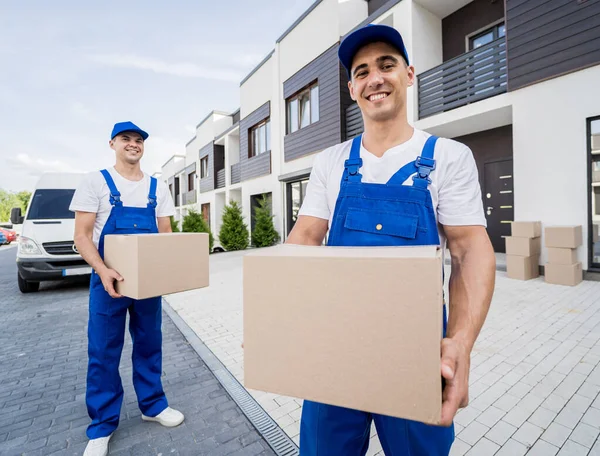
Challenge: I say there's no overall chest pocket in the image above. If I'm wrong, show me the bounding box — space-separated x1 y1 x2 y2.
344 208 419 239
115 217 153 232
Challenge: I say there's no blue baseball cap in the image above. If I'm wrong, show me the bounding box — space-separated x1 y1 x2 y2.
110 121 149 141
338 24 410 79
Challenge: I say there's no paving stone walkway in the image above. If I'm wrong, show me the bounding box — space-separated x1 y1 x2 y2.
166 249 600 455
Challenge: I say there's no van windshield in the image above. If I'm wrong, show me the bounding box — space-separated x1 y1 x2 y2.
27 189 76 220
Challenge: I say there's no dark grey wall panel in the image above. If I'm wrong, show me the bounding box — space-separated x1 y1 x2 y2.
339 62 354 141
345 102 364 140
442 0 505 61
199 141 214 193
506 0 600 91
239 101 271 181
241 151 271 181
368 0 389 15
283 44 343 162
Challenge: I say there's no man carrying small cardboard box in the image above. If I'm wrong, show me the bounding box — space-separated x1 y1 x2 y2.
70 122 184 456
286 25 496 455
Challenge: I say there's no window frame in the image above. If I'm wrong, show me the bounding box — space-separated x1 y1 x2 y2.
286 81 320 135
188 171 195 191
249 118 271 158
200 156 209 179
466 19 506 52
587 115 600 271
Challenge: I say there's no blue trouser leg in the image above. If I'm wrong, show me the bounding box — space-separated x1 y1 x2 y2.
300 400 371 456
86 273 129 439
128 297 168 417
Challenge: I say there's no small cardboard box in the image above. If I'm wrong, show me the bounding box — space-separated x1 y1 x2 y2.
506 255 539 280
243 244 444 425
505 236 541 256
544 226 583 248
104 233 209 299
547 247 578 265
511 221 542 238
545 262 583 286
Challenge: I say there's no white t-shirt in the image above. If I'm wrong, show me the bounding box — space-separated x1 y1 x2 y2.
69 167 175 247
298 128 486 251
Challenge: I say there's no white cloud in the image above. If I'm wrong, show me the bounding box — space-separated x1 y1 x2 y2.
89 53 244 82
8 153 86 176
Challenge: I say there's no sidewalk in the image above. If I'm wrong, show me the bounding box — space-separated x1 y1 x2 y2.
165 249 600 455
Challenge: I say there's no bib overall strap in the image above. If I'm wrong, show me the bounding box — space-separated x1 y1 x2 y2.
386 161 420 186
147 177 158 208
412 135 438 189
100 169 123 206
343 135 363 183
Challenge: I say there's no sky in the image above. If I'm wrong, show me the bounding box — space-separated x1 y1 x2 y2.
0 0 316 192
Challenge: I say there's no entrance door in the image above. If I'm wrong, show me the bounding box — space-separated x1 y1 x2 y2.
484 159 514 252
201 203 210 228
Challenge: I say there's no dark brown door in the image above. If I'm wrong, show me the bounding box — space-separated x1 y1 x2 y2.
201 203 210 228
484 159 514 252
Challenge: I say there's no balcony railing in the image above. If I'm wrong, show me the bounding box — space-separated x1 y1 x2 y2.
231 163 241 184
216 169 226 189
345 102 364 141
182 190 196 205
417 38 507 119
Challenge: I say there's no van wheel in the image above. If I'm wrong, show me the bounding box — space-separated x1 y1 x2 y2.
18 273 40 293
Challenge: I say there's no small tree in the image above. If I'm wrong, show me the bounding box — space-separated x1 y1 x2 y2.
219 201 249 251
251 195 280 248
182 209 214 252
170 216 180 232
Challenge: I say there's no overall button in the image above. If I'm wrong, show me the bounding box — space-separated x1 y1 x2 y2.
376 224 382 231
133 223 137 227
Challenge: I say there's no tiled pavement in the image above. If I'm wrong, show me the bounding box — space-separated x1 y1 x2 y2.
166 248 600 455
0 246 275 456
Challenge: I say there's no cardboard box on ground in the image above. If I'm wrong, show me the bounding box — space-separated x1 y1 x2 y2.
243 244 445 425
104 233 209 299
505 222 541 281
544 226 583 286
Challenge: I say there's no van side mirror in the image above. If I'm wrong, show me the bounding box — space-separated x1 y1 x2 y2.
10 207 24 225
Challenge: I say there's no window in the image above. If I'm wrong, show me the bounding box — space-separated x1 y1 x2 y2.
286 179 309 235
589 117 600 269
249 119 270 158
469 22 505 50
200 156 209 179
188 171 195 191
287 82 319 134
28 189 75 220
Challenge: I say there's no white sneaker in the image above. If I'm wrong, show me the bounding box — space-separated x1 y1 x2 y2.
83 434 112 456
142 407 184 427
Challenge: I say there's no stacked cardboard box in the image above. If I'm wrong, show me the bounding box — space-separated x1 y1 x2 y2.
544 226 583 286
505 221 541 280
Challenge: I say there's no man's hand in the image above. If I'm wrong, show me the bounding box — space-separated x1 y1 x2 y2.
440 337 470 426
98 267 124 298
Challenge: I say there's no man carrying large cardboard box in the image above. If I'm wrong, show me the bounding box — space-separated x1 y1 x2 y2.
70 122 184 456
286 25 496 455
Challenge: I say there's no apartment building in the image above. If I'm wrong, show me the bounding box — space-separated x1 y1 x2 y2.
161 0 600 272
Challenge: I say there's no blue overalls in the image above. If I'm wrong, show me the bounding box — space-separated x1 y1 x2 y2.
86 170 168 439
299 135 455 456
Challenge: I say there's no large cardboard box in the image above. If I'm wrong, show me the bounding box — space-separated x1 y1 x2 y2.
547 247 578 265
243 244 445 425
544 226 583 248
505 236 541 256
506 255 539 280
511 221 542 238
104 233 209 299
545 262 583 286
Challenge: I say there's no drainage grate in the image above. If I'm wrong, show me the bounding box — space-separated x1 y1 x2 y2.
163 300 299 456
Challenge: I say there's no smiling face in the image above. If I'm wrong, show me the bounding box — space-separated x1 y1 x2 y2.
109 131 145 165
348 41 415 124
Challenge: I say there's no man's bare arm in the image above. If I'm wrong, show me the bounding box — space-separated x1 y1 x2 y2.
157 216 172 233
73 211 123 298
439 224 496 425
286 215 329 246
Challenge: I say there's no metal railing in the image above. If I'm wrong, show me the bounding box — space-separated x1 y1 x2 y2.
216 169 226 189
231 163 241 184
182 190 197 205
417 38 507 119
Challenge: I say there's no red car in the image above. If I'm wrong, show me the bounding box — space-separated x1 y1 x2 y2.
0 227 17 244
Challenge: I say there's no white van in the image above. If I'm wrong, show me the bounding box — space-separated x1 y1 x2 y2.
11 172 90 293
